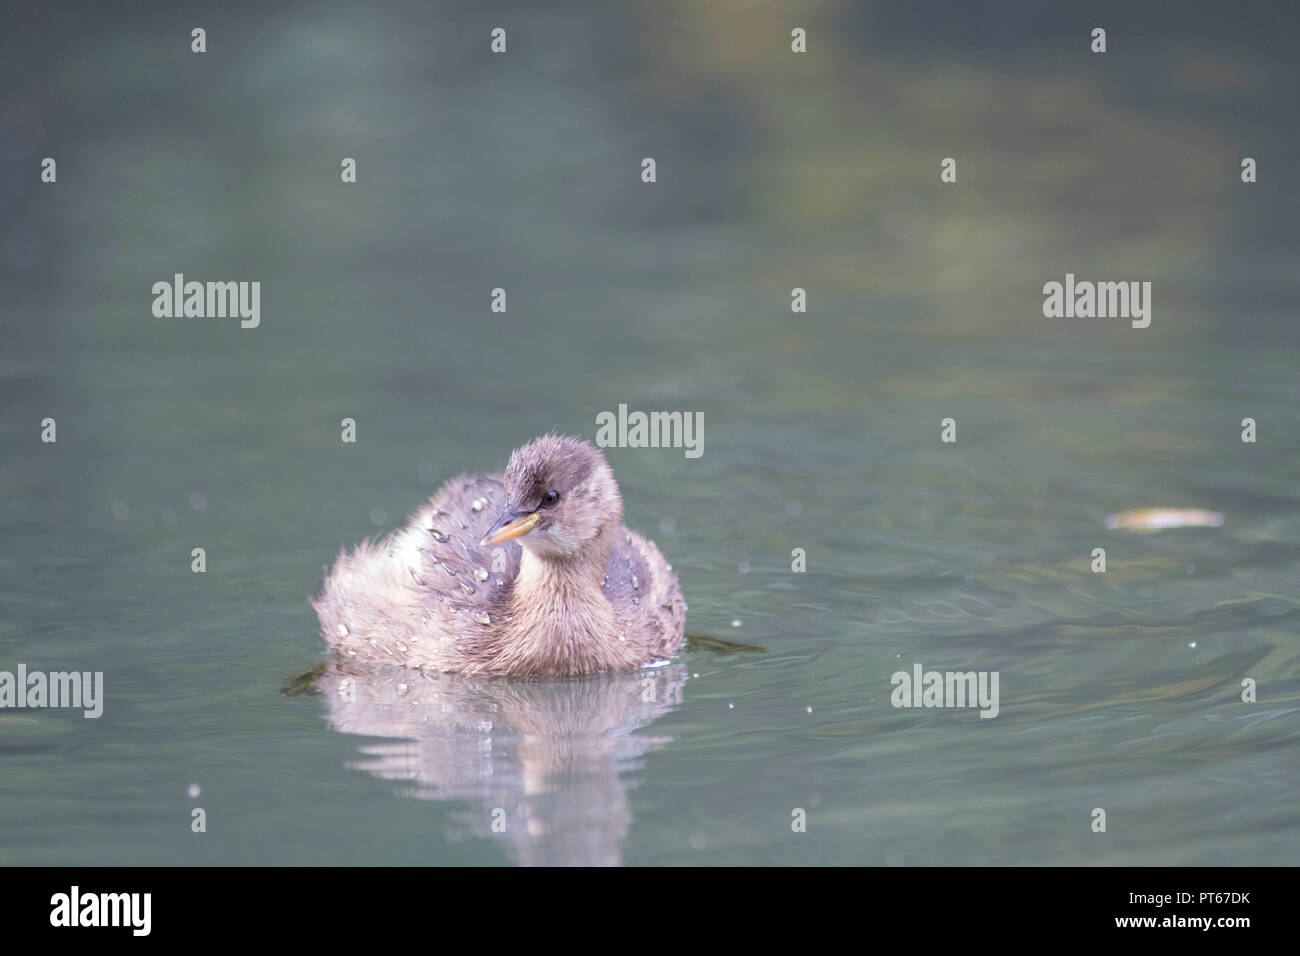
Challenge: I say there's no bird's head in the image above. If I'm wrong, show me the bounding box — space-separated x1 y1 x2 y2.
482 435 622 560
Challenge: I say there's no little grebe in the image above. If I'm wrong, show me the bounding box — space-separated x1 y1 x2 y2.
312 434 685 676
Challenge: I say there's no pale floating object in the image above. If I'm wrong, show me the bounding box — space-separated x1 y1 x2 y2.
1105 508 1224 532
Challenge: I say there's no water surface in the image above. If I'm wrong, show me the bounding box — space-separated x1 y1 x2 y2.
1 0 1297 865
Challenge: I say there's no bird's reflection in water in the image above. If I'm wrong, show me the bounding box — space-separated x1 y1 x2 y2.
306 658 687 866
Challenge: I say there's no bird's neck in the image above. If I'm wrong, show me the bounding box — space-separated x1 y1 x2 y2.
499 526 637 675
513 524 613 614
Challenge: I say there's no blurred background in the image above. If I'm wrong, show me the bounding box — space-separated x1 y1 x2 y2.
1 0 1297 865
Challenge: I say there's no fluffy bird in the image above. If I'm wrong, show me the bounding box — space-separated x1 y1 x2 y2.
313 435 685 676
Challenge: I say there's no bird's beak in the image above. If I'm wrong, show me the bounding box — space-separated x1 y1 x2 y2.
481 510 539 547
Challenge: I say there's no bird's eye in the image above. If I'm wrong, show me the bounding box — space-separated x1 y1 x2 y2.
540 490 560 508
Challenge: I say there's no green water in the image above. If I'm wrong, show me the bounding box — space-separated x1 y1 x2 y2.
1 1 1297 865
